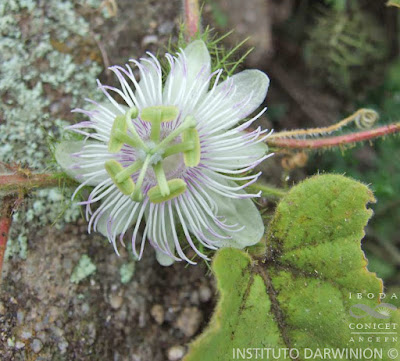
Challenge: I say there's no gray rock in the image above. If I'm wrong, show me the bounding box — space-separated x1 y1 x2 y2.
141 35 158 47
150 304 165 325
167 345 185 361
175 307 202 337
31 338 43 353
20 329 32 340
15 341 25 349
58 340 69 354
158 21 174 35
109 295 124 310
199 285 212 303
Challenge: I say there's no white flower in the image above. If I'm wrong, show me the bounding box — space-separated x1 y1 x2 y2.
56 40 272 265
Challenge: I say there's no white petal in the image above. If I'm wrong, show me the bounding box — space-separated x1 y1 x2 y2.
133 56 163 108
55 140 109 186
143 204 177 266
97 196 139 241
87 100 128 116
221 69 269 117
155 216 176 266
156 251 175 266
202 131 268 169
72 101 129 141
163 40 211 107
197 70 269 131
194 179 264 248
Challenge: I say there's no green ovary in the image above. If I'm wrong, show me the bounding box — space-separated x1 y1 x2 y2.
105 106 201 203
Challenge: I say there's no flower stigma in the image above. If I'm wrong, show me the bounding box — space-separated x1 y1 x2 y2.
105 105 199 203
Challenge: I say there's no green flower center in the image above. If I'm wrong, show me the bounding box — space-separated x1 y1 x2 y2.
105 106 201 203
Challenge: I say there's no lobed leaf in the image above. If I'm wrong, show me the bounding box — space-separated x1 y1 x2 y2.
185 174 400 361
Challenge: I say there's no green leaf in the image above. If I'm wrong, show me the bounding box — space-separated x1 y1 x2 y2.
324 0 346 11
387 0 400 7
185 174 400 361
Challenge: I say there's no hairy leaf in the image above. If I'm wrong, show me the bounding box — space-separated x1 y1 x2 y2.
185 175 400 361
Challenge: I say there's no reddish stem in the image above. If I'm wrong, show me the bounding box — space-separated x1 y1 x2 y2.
0 172 62 195
267 123 400 149
0 125 398 196
184 0 200 40
0 195 15 282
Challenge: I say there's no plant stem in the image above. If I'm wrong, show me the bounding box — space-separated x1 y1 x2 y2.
267 123 400 150
249 183 287 198
1 123 399 194
0 195 15 282
183 0 200 40
0 172 70 195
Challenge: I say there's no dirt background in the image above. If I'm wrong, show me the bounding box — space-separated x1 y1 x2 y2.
1 0 399 360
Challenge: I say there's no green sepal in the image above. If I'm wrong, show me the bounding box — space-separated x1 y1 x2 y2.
148 179 187 203
140 105 179 123
105 159 135 195
182 128 201 167
108 115 128 153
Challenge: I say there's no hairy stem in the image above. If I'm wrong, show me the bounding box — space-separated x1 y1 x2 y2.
248 183 287 198
183 0 200 40
267 123 400 150
1 123 399 194
0 172 72 195
0 195 15 282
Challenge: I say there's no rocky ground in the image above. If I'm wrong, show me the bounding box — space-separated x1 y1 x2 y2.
1 0 215 359
1 221 215 360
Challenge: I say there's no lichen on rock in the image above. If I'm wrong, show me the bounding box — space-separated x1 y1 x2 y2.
0 0 105 258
